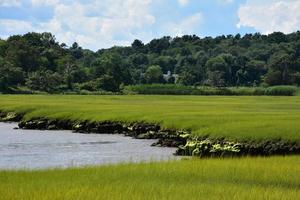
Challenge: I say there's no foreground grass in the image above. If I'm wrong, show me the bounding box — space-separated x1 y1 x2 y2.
0 156 299 200
0 95 300 141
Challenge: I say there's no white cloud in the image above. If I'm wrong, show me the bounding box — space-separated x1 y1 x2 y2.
178 0 189 6
237 0 300 34
0 19 33 33
1 0 156 50
164 12 202 36
1 0 206 50
0 0 21 7
30 0 60 6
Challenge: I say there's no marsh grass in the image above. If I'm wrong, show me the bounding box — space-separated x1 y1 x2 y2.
0 95 300 141
0 95 299 199
0 156 299 200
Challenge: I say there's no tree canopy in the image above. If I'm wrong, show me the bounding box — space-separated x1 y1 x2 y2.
0 31 300 93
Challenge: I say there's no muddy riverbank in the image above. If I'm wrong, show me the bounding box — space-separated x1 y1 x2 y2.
1 111 299 157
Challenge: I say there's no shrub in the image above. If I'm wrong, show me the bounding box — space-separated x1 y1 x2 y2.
123 84 298 96
79 81 98 91
265 86 298 96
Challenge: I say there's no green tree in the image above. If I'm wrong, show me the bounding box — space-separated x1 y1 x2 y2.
265 52 293 85
148 37 171 54
205 56 229 86
0 59 24 91
152 56 176 73
236 60 266 86
177 70 196 85
205 71 226 87
56 55 77 89
144 65 164 84
96 75 119 92
131 39 144 51
26 70 63 93
0 39 7 56
5 36 39 72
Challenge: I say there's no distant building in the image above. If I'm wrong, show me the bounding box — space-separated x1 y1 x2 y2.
163 71 179 83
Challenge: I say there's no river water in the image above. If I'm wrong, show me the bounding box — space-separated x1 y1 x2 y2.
0 122 177 169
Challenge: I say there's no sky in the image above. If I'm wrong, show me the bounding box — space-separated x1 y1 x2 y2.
0 0 300 50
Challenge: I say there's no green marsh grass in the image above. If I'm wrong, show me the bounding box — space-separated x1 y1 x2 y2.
0 95 299 199
0 156 299 200
0 95 300 141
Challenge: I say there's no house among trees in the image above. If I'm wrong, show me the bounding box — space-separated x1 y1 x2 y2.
163 71 178 83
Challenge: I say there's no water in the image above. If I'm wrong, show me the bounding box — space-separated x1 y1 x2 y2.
0 122 177 169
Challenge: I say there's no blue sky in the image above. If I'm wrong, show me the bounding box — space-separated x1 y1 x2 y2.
0 0 300 50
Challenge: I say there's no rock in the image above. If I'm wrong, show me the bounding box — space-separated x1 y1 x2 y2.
48 124 58 130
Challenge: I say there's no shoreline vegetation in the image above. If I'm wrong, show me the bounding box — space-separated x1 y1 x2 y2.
2 85 299 96
0 95 299 157
123 85 299 96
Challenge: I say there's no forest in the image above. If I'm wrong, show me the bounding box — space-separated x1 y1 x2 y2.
1 31 300 93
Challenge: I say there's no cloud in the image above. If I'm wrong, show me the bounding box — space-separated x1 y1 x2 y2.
164 12 203 36
0 19 33 33
178 0 189 6
0 0 21 7
237 0 300 34
0 0 207 50
0 0 156 50
30 0 59 6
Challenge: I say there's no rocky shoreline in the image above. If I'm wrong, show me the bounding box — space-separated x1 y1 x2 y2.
1 111 299 157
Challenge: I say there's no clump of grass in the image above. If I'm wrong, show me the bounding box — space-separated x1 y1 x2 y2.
0 156 299 200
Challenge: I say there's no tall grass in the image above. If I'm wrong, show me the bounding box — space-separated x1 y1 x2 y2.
0 95 300 141
123 84 298 96
0 156 299 200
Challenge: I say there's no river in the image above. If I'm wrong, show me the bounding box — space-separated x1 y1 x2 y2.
0 122 177 169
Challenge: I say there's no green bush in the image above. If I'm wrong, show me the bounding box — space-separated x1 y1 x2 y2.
265 86 298 96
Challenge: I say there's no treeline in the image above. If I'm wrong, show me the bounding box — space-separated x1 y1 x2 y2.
1 31 300 93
